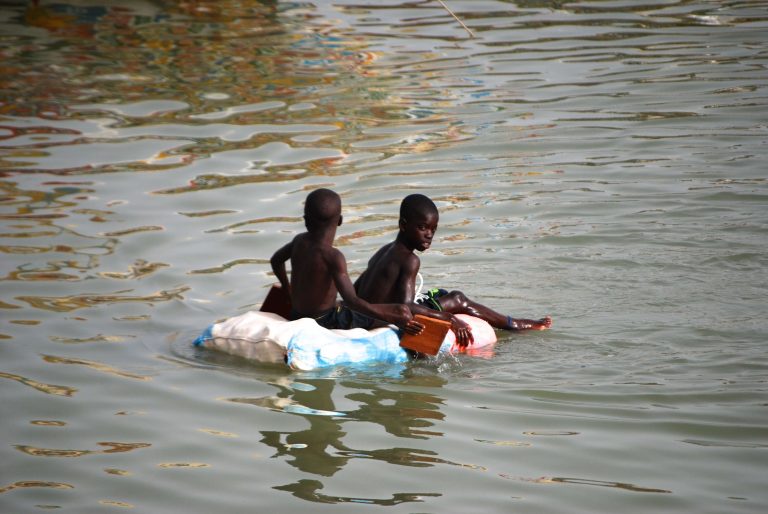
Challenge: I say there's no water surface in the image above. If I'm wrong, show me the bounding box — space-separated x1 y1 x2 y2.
1 1 767 512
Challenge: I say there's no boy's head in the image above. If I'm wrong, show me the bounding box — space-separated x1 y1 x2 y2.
398 194 439 252
304 188 342 230
399 194 438 223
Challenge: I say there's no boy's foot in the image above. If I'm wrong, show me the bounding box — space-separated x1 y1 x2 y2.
508 316 552 331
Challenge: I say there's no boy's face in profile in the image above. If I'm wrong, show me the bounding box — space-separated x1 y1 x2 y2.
400 211 439 252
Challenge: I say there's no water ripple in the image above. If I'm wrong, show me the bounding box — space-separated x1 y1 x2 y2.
0 371 77 397
1 1 767 512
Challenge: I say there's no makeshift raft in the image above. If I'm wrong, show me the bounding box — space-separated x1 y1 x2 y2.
193 310 497 371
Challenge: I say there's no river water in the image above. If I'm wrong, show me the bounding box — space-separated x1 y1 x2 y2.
1 0 767 512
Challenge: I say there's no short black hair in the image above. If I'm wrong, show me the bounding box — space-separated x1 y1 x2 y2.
304 188 341 228
399 194 438 222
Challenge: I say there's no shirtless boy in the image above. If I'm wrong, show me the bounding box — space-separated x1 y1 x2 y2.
270 188 423 334
354 194 552 346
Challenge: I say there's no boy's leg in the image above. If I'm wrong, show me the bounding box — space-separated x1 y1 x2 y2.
436 290 551 330
435 290 508 328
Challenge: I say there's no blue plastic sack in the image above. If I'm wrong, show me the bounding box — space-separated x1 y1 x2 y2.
285 324 409 370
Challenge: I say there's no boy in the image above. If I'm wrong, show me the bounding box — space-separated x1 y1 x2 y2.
354 194 552 346
270 188 423 334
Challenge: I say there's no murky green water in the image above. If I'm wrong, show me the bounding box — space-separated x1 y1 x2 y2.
1 1 767 512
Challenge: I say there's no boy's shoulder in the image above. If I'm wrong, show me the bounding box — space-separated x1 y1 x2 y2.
374 240 420 269
296 232 343 259
291 232 323 255
293 231 327 247
401 247 421 271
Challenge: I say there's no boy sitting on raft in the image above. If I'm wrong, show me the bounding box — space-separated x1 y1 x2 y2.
270 188 424 334
354 193 552 347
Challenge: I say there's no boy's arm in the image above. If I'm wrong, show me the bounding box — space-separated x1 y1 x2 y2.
328 249 421 332
269 241 293 296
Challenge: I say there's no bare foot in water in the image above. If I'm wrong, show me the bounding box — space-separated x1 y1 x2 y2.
509 316 552 331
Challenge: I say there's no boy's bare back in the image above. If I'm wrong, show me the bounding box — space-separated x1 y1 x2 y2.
288 232 346 317
355 241 421 305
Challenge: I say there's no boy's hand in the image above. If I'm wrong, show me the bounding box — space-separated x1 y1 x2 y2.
450 316 474 347
403 318 424 335
380 304 422 334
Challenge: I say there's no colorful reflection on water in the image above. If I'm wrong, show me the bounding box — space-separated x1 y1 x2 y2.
2 0 767 512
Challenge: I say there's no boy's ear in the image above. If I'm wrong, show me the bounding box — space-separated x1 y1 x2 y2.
398 218 406 231
338 215 343 227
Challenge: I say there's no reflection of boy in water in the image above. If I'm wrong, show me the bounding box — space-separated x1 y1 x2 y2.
355 194 552 347
262 377 448 482
270 188 423 333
